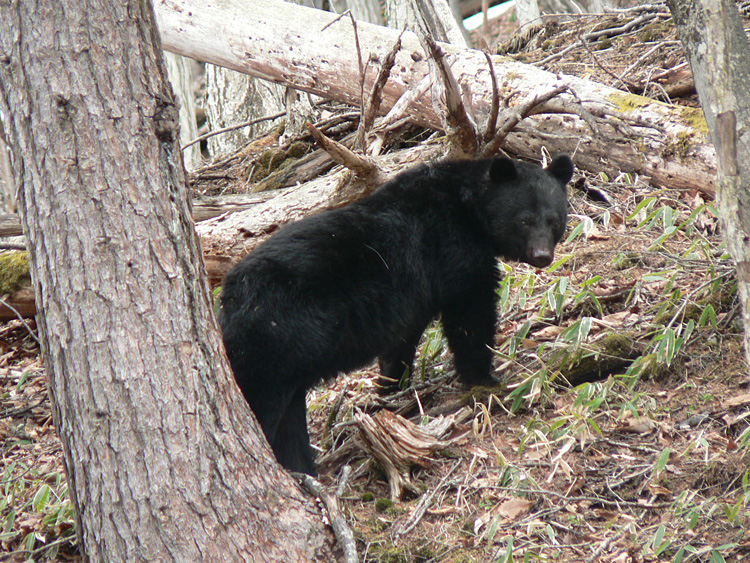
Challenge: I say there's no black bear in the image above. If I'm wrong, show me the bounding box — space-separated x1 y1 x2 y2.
219 155 574 474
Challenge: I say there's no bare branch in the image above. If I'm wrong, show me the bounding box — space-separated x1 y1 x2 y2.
418 32 478 156
482 51 500 144
307 122 379 179
480 84 570 158
296 473 359 563
356 28 406 151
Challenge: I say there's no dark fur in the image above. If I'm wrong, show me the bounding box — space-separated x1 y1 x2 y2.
219 155 574 474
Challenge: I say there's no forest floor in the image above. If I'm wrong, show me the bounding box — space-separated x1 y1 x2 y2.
2 6 750 563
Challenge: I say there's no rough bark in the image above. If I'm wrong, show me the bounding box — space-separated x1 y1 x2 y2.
0 1 334 561
668 0 750 368
205 0 324 155
154 0 717 196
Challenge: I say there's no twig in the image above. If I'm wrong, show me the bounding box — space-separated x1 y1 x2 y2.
0 398 46 420
0 296 41 346
418 32 478 156
336 465 352 498
296 473 358 563
584 526 629 563
376 73 433 132
306 122 379 179
356 28 405 152
393 459 461 541
616 43 664 87
480 84 570 158
182 110 287 150
489 485 672 509
482 51 500 144
579 37 640 91
0 242 25 250
536 13 660 66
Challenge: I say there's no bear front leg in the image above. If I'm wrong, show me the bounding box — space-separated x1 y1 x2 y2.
377 331 423 394
441 292 498 388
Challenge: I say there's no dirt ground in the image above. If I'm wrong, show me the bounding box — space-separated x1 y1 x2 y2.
2 5 750 563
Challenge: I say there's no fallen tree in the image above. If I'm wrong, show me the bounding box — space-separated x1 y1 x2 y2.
154 0 717 195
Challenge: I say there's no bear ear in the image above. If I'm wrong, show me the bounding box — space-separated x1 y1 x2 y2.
488 157 518 183
546 154 574 185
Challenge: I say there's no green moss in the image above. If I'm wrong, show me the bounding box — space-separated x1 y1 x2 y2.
679 106 710 135
268 150 287 171
375 498 395 513
609 92 651 113
259 148 278 169
362 492 375 502
637 21 671 43
0 251 30 296
597 37 612 50
286 140 309 159
557 333 637 383
675 131 693 159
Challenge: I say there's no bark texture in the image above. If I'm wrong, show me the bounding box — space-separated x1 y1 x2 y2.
163 53 201 169
0 1 333 561
205 63 286 154
669 0 750 367
154 0 717 195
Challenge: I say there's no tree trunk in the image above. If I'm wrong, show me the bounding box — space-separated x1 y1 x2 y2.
331 0 386 25
154 0 717 195
205 63 286 155
385 0 470 47
0 135 16 213
163 53 201 169
515 0 541 27
668 0 750 368
0 1 334 561
205 0 326 156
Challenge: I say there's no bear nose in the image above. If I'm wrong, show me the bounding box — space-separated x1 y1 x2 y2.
529 248 553 267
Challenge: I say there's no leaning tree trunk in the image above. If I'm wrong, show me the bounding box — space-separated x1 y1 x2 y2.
154 0 717 195
668 0 750 368
0 1 334 562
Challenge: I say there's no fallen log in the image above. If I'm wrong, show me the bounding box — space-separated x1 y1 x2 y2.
0 253 233 322
155 0 717 195
0 193 278 240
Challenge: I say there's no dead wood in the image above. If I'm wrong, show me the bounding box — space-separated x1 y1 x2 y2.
356 28 405 152
354 408 469 501
307 122 381 182
155 0 718 196
419 33 478 156
296 474 359 563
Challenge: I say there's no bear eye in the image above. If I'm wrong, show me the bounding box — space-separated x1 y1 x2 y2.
520 218 532 228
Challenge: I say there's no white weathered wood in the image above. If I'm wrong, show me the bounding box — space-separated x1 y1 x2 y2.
163 53 201 169
154 0 717 195
204 64 286 155
385 0 469 47
197 142 445 257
